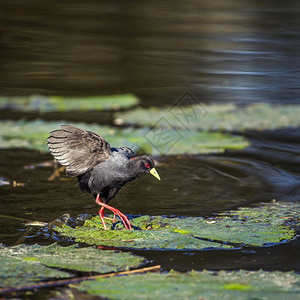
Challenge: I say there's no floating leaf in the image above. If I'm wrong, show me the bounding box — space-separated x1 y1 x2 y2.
76 270 300 299
0 119 249 154
0 243 144 287
54 202 299 250
55 220 230 250
115 103 300 131
167 201 300 247
1 256 69 288
0 94 139 112
0 244 71 288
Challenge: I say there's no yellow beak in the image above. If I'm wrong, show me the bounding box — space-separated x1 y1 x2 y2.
149 168 161 181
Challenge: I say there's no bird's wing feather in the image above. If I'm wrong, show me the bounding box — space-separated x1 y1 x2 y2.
111 147 136 159
47 125 111 177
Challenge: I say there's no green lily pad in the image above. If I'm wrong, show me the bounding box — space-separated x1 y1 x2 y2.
0 244 71 287
0 119 249 154
76 270 300 299
0 94 139 112
167 201 300 247
0 243 144 287
55 221 231 250
54 202 299 250
115 103 300 131
1 256 70 288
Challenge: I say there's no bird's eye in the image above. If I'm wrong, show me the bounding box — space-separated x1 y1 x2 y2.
144 163 150 168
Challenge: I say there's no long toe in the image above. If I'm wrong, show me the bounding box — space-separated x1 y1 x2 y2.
113 208 131 230
118 212 131 230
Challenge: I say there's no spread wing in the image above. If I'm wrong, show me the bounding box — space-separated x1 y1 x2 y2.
47 125 111 177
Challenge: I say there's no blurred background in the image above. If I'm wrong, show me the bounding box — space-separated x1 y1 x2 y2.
1 0 299 105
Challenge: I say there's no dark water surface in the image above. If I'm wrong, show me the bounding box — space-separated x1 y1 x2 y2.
1 134 299 272
0 0 299 104
0 0 300 297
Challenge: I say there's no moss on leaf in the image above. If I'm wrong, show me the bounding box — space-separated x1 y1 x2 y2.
54 202 299 250
76 270 300 299
0 243 145 287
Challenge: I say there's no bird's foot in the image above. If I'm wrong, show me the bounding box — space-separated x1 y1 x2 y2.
110 208 131 230
95 194 131 230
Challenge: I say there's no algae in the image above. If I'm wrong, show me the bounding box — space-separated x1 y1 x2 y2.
0 94 139 112
1 256 70 288
54 201 299 250
167 201 300 247
0 245 71 288
76 270 300 299
115 103 300 131
0 243 145 287
56 224 231 250
0 119 249 154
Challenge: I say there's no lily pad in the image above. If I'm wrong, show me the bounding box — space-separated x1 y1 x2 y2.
0 243 145 287
0 119 249 154
115 103 300 131
0 94 139 112
1 256 70 288
0 244 71 288
76 270 300 299
55 220 231 250
54 202 299 250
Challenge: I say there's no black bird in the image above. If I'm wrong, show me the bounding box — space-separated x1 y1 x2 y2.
47 125 160 230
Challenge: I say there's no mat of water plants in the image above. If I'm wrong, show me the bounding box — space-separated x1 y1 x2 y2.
0 94 139 112
0 243 144 288
75 269 300 300
54 201 300 250
115 103 300 131
0 119 249 154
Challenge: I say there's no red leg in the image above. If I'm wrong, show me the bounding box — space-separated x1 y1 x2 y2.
95 193 131 230
98 206 107 230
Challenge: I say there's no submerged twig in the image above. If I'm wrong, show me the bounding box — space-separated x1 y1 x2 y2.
48 165 65 181
0 265 161 294
13 227 35 246
0 214 32 223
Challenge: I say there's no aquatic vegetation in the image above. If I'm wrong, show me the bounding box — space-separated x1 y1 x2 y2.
115 103 300 131
76 270 300 299
54 201 299 250
55 219 232 250
0 119 249 154
0 94 139 112
0 243 144 287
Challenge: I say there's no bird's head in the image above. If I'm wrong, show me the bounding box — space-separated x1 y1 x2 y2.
131 155 161 180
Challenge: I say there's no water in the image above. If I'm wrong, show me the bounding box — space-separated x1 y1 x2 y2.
1 139 299 271
0 0 299 104
0 0 299 296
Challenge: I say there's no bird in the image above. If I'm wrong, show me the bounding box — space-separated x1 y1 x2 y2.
47 125 160 230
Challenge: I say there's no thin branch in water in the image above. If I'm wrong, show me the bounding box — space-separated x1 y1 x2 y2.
0 265 161 294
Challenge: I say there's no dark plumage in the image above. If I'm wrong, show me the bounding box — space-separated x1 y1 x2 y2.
47 125 160 230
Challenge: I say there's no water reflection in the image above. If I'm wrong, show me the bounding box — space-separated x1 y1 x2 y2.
0 0 299 104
